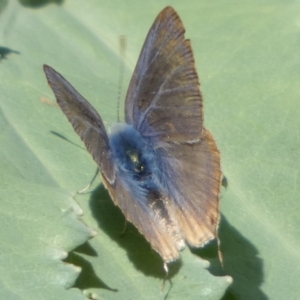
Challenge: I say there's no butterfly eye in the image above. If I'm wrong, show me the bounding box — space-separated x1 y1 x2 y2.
126 149 145 174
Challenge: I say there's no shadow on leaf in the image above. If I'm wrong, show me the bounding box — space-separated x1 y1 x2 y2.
194 215 268 300
19 0 63 8
0 46 20 60
65 250 118 292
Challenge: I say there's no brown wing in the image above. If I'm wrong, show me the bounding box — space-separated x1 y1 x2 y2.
161 129 221 247
43 65 114 183
125 6 203 143
102 175 185 263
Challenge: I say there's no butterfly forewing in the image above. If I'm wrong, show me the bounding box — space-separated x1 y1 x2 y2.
43 65 115 183
125 6 203 143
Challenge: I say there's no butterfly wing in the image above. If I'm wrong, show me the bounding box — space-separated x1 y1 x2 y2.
125 6 203 143
43 65 114 183
157 130 221 248
125 7 221 249
44 65 183 262
102 174 184 263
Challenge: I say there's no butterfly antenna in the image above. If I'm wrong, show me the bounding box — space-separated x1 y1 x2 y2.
117 35 127 122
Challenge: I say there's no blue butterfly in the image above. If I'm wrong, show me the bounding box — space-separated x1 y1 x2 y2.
44 6 221 268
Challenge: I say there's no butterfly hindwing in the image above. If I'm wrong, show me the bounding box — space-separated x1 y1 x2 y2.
102 173 184 262
156 129 221 247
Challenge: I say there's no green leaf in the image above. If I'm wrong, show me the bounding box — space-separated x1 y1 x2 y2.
1 0 299 299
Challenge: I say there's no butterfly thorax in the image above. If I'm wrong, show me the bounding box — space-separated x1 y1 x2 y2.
109 123 156 184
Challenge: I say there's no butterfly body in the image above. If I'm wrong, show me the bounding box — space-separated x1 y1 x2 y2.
44 6 221 265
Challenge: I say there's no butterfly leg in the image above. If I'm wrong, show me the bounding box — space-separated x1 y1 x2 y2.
77 168 100 194
119 219 128 237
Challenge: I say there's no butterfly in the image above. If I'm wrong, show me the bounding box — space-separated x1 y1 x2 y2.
43 6 221 270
